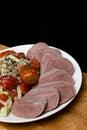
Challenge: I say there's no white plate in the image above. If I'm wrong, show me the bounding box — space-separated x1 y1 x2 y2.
0 44 82 123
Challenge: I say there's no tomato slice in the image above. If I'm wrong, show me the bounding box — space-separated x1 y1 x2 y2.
20 83 30 95
0 50 26 60
0 50 17 58
0 93 8 101
0 76 20 91
0 103 4 109
9 91 18 101
0 93 8 109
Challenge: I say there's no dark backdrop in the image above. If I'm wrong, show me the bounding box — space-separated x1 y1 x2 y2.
0 3 87 72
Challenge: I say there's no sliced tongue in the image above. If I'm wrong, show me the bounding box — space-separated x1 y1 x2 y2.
39 69 74 85
21 87 60 112
12 96 47 118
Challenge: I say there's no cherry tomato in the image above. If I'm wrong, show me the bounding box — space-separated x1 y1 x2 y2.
20 65 39 85
0 76 20 91
20 65 39 73
31 58 40 69
16 52 26 59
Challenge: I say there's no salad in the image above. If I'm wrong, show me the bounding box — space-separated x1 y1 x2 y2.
0 50 40 117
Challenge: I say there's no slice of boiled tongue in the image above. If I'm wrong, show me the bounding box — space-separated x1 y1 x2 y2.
33 81 76 104
34 47 61 64
26 42 49 59
41 54 74 75
39 69 74 85
21 87 60 112
11 96 47 118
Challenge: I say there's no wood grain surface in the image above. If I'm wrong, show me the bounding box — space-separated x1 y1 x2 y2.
0 44 87 130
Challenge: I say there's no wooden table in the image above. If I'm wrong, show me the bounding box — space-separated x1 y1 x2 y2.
0 44 87 130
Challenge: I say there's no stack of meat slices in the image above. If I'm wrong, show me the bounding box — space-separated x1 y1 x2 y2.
12 42 76 118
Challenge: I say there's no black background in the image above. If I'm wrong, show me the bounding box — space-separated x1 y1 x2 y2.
0 3 87 72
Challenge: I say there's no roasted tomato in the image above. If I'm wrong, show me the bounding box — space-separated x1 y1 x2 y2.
31 58 40 70
0 76 20 91
0 50 17 58
20 65 39 85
